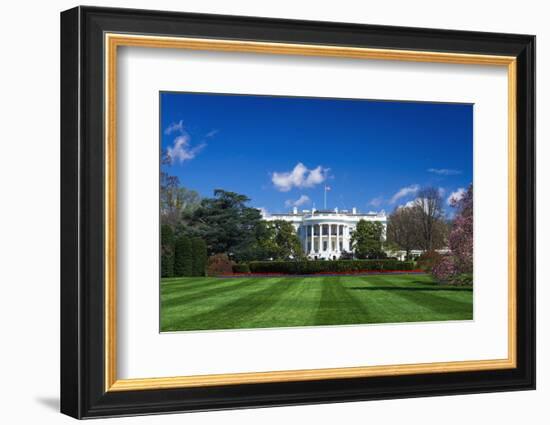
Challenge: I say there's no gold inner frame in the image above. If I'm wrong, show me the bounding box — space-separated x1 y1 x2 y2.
104 33 517 392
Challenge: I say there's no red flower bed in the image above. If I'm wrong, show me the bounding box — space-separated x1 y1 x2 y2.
219 269 425 278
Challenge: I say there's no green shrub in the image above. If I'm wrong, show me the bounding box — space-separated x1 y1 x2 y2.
191 237 207 276
174 236 192 277
207 253 234 276
232 263 251 274
248 259 416 275
451 273 473 286
161 224 175 278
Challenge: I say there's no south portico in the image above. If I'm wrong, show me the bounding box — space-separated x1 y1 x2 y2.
301 217 353 260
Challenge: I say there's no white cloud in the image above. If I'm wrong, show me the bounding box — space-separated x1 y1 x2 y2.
285 195 311 208
447 187 466 205
427 168 461 176
368 197 384 207
390 184 420 204
164 121 206 164
397 199 417 210
167 135 206 164
205 129 219 138
272 163 329 192
164 120 184 135
398 197 431 214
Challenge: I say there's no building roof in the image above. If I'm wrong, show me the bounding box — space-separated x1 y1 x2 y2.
265 208 386 218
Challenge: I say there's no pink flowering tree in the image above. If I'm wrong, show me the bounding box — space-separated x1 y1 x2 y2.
432 255 456 282
449 185 473 274
433 185 473 284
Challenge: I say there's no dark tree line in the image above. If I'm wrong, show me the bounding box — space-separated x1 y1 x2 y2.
160 163 304 276
179 189 303 262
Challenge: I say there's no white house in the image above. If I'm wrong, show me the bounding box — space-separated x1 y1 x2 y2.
262 207 387 260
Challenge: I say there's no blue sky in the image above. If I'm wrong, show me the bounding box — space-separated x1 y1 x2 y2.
160 92 472 216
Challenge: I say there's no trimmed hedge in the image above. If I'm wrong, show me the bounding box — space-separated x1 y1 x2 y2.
174 236 192 277
232 264 251 274
191 237 208 276
248 259 416 275
160 224 175 278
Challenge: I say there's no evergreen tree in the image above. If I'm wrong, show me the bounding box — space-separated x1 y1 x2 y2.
184 190 262 257
161 224 175 277
174 235 192 276
191 237 208 276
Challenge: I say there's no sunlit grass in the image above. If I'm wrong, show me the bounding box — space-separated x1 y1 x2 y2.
160 274 473 332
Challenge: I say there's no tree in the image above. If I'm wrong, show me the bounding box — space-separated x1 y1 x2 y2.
432 184 473 284
231 220 304 262
387 206 420 257
160 224 175 277
350 220 384 259
191 237 208 276
448 184 473 274
231 220 276 262
272 220 304 260
414 187 446 251
160 150 201 227
184 189 263 257
174 235 192 277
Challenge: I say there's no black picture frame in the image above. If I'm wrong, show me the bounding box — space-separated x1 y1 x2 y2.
61 5 535 419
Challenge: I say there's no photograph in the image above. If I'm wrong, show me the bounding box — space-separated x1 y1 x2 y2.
159 92 474 332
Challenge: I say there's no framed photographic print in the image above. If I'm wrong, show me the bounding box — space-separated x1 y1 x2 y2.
60 6 535 419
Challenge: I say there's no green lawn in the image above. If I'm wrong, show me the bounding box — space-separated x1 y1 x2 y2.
160 274 473 332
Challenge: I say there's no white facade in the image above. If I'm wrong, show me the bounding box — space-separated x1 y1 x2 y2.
262 207 387 260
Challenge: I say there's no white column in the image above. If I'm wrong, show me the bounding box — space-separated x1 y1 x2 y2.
320 224 323 252
325 224 327 252
310 225 314 253
336 225 340 252
316 224 320 253
328 223 332 253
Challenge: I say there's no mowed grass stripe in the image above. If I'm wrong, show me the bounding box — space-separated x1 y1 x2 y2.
338 276 414 324
373 275 472 315
245 278 324 328
161 278 280 330
161 278 290 331
161 277 236 298
315 277 370 325
351 275 472 321
161 278 254 307
346 284 447 323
